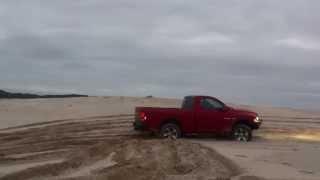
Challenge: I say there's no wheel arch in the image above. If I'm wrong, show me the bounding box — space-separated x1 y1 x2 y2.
232 119 254 130
159 118 181 129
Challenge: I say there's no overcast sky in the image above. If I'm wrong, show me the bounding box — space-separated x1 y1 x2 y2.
1 0 320 108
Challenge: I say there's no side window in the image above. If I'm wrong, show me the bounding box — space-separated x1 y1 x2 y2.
200 98 224 110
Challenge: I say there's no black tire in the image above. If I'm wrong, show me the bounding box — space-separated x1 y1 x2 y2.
232 124 252 142
160 123 181 139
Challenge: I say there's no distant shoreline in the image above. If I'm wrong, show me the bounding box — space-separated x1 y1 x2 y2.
0 89 88 99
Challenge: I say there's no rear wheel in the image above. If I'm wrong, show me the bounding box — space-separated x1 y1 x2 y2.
160 123 181 139
232 124 252 142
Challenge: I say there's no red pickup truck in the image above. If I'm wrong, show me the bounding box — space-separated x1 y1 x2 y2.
134 96 262 141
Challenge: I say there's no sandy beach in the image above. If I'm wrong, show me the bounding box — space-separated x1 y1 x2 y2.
0 96 319 180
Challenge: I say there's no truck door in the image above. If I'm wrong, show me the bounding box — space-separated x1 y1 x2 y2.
196 97 227 132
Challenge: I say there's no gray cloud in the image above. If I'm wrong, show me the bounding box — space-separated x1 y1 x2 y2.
0 0 320 108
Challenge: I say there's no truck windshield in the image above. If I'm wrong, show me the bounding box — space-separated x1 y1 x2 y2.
182 96 194 109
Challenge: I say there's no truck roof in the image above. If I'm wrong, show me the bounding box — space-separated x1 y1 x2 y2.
185 95 217 99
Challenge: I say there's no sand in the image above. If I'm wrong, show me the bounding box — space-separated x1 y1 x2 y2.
0 96 319 180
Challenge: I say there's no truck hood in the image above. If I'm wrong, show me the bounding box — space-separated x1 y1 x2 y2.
230 107 258 117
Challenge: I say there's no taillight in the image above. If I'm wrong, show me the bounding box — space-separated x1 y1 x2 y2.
139 112 147 121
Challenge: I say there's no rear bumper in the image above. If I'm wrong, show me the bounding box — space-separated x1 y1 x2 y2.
133 120 146 131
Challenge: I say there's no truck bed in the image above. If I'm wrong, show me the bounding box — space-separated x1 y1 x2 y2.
135 106 193 132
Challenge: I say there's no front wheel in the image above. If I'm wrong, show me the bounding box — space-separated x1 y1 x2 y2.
160 123 181 139
232 124 252 142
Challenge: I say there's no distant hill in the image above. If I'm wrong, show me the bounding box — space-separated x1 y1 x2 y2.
0 89 88 99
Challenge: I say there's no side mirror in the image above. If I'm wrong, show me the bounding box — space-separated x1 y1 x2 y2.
221 106 229 112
